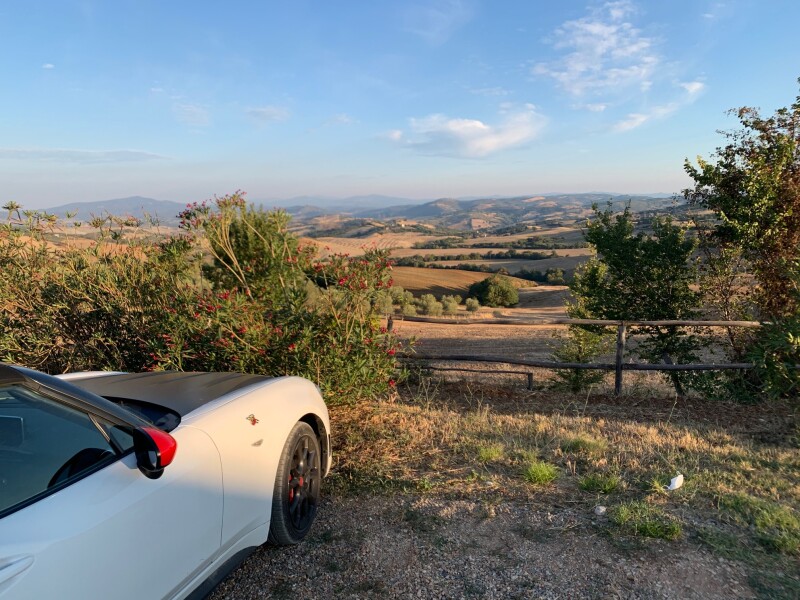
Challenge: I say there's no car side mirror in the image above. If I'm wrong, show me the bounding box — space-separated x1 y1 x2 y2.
133 426 178 480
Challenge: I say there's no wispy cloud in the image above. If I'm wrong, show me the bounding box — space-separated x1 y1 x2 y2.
533 1 658 96
41 63 55 70
575 103 608 112
0 148 165 163
402 0 474 45
612 81 704 132
702 2 726 20
327 113 355 126
679 80 705 96
246 105 290 124
390 104 546 158
173 103 210 127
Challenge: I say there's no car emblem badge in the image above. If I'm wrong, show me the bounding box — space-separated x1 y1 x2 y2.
246 414 259 426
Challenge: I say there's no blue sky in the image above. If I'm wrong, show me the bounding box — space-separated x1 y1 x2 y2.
2 0 799 207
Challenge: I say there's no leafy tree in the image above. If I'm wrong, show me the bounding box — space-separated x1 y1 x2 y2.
440 295 460 316
416 293 443 316
684 85 800 398
570 204 702 394
465 297 481 312
468 275 519 308
684 90 800 320
545 267 565 285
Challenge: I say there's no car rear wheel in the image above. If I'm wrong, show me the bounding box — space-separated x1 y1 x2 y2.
268 421 321 545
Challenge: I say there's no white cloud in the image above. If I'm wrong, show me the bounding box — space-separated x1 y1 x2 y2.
680 80 705 96
612 80 705 132
328 113 355 125
173 103 210 127
613 111 652 132
0 148 165 163
246 105 290 123
392 104 546 158
533 1 659 96
577 103 608 112
402 0 473 44
385 129 404 141
41 63 55 70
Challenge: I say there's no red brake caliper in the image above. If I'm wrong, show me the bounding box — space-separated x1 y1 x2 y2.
288 474 294 502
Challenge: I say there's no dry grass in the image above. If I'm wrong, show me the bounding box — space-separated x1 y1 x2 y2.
327 377 800 591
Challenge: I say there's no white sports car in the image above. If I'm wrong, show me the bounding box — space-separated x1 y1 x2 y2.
0 363 331 599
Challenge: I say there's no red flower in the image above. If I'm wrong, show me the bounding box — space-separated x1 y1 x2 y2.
388 379 396 387
288 343 296 351
387 348 396 356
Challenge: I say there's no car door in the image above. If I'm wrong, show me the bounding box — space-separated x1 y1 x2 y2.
0 383 223 600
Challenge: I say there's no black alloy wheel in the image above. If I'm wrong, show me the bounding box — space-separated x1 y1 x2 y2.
268 422 321 544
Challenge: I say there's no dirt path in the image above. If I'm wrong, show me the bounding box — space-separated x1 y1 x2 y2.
210 496 755 599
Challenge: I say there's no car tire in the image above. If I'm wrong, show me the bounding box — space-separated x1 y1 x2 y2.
268 421 321 545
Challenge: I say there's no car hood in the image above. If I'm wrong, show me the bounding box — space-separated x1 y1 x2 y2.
69 371 273 418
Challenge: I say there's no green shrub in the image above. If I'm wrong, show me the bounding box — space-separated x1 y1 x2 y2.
402 303 418 317
0 193 406 405
467 275 518 308
417 293 443 316
465 298 481 312
550 326 613 393
441 295 459 316
749 316 800 400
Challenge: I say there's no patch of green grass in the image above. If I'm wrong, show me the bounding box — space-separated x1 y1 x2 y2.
523 460 559 485
579 472 621 494
476 442 505 463
560 434 607 455
611 501 682 540
720 493 800 555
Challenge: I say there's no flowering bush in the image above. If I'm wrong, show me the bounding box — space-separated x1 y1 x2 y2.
0 193 406 405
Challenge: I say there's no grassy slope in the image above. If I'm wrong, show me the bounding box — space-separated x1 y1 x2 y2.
329 380 800 597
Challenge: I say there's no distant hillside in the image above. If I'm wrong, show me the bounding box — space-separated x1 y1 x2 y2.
48 196 186 225
266 194 431 214
351 193 678 230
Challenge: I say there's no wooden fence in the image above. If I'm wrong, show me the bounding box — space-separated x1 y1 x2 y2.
402 318 762 395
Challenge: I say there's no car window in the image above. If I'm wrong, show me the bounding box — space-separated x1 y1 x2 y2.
0 384 121 516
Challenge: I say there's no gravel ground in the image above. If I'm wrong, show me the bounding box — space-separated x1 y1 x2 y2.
209 496 755 599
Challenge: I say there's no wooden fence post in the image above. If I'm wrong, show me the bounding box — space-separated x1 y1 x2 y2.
527 372 534 390
614 322 627 396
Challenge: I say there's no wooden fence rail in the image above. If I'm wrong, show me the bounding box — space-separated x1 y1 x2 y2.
400 318 763 395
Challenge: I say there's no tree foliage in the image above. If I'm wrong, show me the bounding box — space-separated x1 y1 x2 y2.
684 85 800 398
467 275 519 308
684 90 800 320
569 204 703 394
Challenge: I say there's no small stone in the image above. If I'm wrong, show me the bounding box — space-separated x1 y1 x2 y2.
594 505 607 516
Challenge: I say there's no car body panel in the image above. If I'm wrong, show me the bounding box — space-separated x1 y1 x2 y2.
0 426 223 600
182 376 331 544
0 366 330 600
